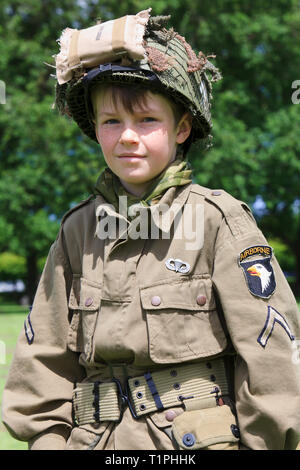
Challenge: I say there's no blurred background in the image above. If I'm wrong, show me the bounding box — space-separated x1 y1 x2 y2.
0 0 299 449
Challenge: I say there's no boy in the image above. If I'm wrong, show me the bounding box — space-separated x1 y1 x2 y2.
2 9 300 450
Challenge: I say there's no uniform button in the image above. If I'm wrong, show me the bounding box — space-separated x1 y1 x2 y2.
196 295 206 306
182 433 196 447
231 424 240 438
85 297 93 307
165 410 177 422
151 296 161 306
212 190 222 196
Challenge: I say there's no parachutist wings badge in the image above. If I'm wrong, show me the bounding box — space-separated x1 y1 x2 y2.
239 245 276 299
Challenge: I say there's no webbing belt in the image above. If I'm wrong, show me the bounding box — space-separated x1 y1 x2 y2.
72 382 120 425
72 359 229 426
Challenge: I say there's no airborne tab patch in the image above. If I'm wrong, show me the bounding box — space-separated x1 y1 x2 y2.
239 245 276 299
239 245 272 262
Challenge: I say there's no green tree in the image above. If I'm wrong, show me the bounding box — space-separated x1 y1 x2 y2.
0 0 299 301
0 0 106 302
162 0 300 293
194 0 300 294
255 105 300 293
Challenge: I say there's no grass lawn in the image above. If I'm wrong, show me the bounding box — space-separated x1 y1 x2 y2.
0 304 28 450
0 301 299 450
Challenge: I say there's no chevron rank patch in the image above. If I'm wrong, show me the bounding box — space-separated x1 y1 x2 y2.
257 306 295 348
24 307 34 345
239 245 276 299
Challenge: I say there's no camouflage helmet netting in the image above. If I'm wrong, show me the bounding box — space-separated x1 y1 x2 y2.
54 15 221 146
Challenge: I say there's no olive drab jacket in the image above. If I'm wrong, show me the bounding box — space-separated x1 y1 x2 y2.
2 183 300 450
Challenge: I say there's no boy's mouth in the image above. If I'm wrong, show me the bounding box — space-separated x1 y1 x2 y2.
118 154 145 159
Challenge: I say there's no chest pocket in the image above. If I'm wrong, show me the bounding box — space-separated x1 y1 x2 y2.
140 275 227 364
68 276 101 361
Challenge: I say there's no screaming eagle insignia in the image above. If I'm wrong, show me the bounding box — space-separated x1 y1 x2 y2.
239 245 276 299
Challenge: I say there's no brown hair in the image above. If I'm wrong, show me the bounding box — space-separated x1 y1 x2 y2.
90 83 187 127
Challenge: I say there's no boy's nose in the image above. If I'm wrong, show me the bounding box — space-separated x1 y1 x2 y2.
119 127 139 145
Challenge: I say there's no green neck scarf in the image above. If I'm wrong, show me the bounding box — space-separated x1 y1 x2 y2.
94 158 192 213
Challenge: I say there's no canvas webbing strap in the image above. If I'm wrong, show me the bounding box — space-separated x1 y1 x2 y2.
73 381 121 425
72 359 228 425
144 371 164 411
128 360 228 416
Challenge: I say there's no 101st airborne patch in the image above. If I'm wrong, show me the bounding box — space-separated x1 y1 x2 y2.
239 245 276 299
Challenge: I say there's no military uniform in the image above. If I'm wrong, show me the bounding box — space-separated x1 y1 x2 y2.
3 183 300 450
3 9 300 450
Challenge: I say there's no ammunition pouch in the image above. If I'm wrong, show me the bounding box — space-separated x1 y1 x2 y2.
172 404 240 450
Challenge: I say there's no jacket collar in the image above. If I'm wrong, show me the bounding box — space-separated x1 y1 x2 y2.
94 183 192 239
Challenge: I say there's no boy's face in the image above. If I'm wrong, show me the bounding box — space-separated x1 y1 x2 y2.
93 87 191 196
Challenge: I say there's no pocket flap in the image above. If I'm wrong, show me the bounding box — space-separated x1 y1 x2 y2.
69 277 102 311
148 408 184 428
172 405 239 450
140 276 216 311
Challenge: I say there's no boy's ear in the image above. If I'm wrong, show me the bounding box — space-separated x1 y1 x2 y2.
176 113 192 144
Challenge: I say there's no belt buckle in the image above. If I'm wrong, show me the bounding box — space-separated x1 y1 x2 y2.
112 378 139 420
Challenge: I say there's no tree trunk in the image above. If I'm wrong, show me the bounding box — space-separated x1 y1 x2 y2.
25 251 39 306
293 221 300 299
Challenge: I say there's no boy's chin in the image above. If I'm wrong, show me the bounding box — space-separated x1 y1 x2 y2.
119 177 155 194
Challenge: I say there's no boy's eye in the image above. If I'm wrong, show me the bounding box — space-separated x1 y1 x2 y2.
142 117 157 123
103 119 119 124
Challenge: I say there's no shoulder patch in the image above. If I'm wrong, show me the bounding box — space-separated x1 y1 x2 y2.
257 306 295 348
24 307 34 345
239 245 276 299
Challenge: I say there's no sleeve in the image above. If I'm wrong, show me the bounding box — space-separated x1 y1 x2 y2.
1 228 86 449
211 201 300 450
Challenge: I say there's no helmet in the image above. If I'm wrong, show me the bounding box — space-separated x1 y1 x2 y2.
53 9 221 145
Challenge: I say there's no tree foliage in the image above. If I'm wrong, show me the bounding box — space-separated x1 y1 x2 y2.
0 0 299 300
